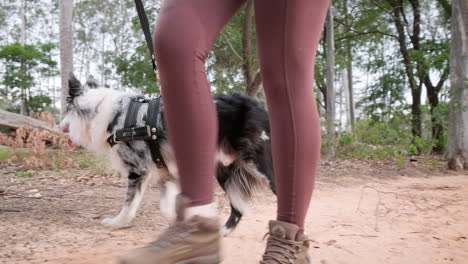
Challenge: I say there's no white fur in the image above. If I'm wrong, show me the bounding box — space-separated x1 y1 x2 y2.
260 130 269 141
159 181 180 222
60 88 133 153
102 171 154 228
225 185 249 215
215 150 236 166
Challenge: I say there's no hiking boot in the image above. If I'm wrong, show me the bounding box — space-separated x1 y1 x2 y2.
119 195 221 264
260 220 312 264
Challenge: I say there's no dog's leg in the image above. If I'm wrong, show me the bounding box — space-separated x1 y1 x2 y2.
220 204 243 236
159 180 180 222
102 171 151 228
216 163 247 236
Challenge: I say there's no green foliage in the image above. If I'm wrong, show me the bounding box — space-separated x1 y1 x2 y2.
115 44 159 94
429 102 449 152
353 118 411 146
408 136 429 155
29 95 53 113
0 42 58 113
0 43 41 93
15 171 34 178
0 149 10 161
338 133 353 147
435 0 452 21
332 118 413 160
331 109 449 160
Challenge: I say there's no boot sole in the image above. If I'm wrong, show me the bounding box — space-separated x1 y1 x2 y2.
176 254 221 264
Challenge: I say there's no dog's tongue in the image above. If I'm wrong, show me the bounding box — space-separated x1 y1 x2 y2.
67 138 76 148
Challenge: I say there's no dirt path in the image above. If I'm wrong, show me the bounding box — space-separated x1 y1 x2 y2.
1 160 467 264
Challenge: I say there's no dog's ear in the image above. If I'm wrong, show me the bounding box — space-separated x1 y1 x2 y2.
68 72 83 100
86 75 98 89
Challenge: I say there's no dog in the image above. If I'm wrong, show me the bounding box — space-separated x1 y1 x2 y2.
59 73 275 235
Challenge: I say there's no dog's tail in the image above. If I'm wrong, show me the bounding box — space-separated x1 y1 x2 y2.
217 160 267 235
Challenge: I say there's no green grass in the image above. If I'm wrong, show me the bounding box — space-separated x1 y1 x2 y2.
0 149 9 161
15 171 34 178
423 158 443 170
395 155 406 166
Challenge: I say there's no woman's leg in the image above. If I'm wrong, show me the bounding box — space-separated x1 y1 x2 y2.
153 0 246 207
254 0 329 230
255 1 329 262
120 1 247 263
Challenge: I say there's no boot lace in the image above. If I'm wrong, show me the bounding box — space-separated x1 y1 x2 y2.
260 233 303 264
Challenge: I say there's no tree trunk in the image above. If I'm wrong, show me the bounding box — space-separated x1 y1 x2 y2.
344 0 355 127
325 6 336 158
243 1 263 98
346 48 355 127
427 89 444 153
343 69 352 132
246 72 262 97
59 0 74 118
243 0 254 88
387 0 423 139
447 0 468 170
19 0 28 116
411 85 422 138
317 36 327 113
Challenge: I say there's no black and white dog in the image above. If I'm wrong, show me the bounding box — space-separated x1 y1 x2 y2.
60 73 275 235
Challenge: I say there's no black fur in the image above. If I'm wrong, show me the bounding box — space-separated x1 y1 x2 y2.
128 92 275 232
67 72 83 103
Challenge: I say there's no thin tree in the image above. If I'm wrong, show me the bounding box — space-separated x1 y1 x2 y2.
59 0 74 117
243 0 262 98
19 0 28 115
447 0 468 170
325 6 336 157
343 0 355 127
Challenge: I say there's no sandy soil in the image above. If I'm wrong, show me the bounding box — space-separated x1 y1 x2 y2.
1 158 467 264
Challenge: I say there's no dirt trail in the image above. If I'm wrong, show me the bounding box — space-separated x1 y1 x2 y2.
1 160 467 264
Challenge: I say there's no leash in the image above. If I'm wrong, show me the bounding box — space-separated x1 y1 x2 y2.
108 1 166 168
134 0 157 74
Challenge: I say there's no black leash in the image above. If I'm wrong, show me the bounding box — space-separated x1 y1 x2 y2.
134 0 157 73
107 1 166 168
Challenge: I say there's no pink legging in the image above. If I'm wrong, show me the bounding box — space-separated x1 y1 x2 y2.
154 0 328 229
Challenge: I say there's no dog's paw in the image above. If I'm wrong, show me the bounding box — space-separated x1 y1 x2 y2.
101 217 132 229
219 226 233 237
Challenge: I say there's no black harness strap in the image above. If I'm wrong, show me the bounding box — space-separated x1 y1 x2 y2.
146 99 166 168
124 100 144 128
107 98 167 169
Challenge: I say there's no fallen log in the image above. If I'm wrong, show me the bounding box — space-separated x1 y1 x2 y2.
0 109 62 135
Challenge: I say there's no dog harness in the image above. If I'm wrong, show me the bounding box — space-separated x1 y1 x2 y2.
106 97 167 169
